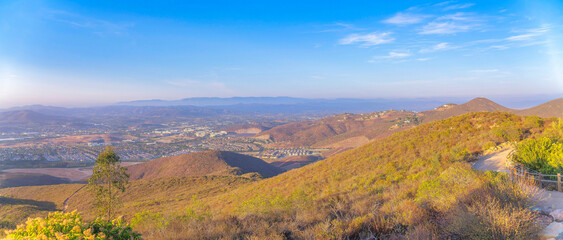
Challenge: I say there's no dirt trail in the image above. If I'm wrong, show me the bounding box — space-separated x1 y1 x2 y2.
62 184 87 212
471 148 511 172
472 149 563 212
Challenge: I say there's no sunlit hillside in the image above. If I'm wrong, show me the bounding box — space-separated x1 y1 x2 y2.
2 112 553 239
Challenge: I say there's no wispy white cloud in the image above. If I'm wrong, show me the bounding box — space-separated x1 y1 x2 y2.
419 42 457 53
506 33 538 41
383 12 431 25
434 1 455 7
420 21 474 34
506 25 549 41
42 9 133 35
470 69 499 73
488 45 509 50
443 3 475 11
437 12 477 21
317 22 364 33
470 25 550 51
380 51 412 59
370 51 412 63
339 32 394 46
417 58 432 61
420 12 481 34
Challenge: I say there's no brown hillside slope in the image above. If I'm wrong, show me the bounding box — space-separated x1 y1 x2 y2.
255 110 418 149
419 97 510 123
135 112 545 239
0 184 84 228
66 175 253 220
218 112 545 208
513 98 563 118
253 97 562 161
2 113 549 239
126 150 283 180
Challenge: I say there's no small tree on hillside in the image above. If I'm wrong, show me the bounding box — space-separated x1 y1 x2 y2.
88 146 129 219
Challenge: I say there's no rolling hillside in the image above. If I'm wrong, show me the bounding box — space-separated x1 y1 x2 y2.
0 112 551 239
514 98 563 118
256 97 563 157
126 150 283 180
419 97 510 123
256 110 418 150
0 172 72 188
0 184 84 229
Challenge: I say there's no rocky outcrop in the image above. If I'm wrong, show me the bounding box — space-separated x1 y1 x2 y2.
540 209 563 240
551 209 563 222
540 222 563 240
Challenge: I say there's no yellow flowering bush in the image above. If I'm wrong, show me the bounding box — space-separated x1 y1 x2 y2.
4 211 140 240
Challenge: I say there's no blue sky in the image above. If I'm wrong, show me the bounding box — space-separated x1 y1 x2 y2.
0 0 562 107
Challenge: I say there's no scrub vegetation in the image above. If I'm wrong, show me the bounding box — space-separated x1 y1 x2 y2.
1 112 555 239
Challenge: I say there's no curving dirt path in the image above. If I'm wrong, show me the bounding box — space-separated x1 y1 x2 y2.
62 184 87 212
472 148 511 173
472 149 563 212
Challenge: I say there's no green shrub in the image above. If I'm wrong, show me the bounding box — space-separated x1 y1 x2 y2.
89 217 141 240
4 211 140 240
513 137 563 174
492 122 523 142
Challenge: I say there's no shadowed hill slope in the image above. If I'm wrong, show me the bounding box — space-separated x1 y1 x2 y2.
126 151 283 180
0 173 72 188
270 155 323 171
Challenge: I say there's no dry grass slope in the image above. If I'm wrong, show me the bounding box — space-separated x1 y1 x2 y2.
256 110 418 151
0 184 84 229
514 98 563 118
1 112 557 239
127 150 283 180
134 112 549 239
420 97 510 123
66 175 254 220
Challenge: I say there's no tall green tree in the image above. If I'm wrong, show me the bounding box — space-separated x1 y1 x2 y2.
88 146 129 219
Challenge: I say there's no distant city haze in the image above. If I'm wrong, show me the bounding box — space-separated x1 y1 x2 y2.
1 0 562 108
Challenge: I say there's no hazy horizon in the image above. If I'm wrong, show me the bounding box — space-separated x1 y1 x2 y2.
1 94 561 110
1 0 562 108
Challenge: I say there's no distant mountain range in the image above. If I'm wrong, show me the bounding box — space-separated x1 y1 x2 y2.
0 110 78 125
116 96 465 113
0 105 231 127
0 97 561 129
